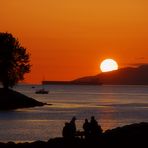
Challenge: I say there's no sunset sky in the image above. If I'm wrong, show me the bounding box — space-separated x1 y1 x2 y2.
1 0 148 83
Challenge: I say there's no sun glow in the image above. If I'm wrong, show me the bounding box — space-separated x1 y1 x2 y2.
100 59 118 72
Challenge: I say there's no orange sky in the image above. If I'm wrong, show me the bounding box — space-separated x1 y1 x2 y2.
1 0 148 83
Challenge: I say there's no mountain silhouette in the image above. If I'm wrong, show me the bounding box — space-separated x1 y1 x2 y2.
43 64 148 85
72 64 148 85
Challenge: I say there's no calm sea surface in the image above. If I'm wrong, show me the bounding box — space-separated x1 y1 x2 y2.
0 84 148 142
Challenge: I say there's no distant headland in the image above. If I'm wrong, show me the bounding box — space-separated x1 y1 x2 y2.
43 64 148 85
0 88 46 110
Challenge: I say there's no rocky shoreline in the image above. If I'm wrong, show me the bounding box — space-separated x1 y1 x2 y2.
0 88 46 110
0 122 147 148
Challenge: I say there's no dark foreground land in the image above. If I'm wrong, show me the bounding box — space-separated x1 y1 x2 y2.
0 122 148 148
0 88 46 110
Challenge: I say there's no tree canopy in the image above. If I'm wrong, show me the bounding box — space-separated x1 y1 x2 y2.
0 32 31 89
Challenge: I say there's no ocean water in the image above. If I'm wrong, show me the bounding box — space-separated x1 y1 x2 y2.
0 84 148 142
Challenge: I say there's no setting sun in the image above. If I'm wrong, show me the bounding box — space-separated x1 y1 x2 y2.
100 59 118 72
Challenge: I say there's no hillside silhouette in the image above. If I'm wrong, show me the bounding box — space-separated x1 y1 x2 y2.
72 64 148 85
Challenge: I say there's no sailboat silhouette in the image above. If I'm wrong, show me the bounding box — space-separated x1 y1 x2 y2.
35 87 48 94
35 77 49 94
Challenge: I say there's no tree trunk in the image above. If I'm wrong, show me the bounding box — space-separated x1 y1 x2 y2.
3 80 9 90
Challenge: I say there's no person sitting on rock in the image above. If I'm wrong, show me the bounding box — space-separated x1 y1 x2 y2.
83 118 91 139
69 116 77 138
62 122 71 139
90 116 103 138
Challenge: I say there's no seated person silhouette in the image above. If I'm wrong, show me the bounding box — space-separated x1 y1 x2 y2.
62 122 71 138
62 117 77 139
83 118 91 139
89 116 103 139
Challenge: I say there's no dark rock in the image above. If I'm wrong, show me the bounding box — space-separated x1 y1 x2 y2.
0 122 148 147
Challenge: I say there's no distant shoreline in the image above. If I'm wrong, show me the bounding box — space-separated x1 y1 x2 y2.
42 65 148 85
42 81 148 85
42 81 102 85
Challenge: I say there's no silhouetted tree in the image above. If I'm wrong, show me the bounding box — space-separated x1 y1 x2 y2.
0 32 31 89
